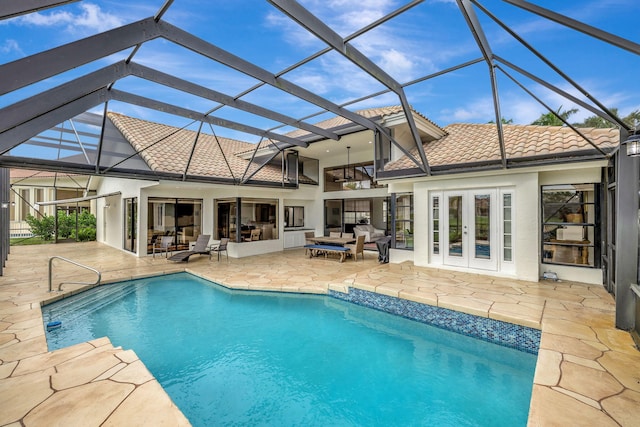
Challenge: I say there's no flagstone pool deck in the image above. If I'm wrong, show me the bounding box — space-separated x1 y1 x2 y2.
0 242 638 426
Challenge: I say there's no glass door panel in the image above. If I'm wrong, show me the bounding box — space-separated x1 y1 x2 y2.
474 194 490 260
443 192 467 267
448 195 463 258
324 199 342 236
124 198 136 253
468 190 496 270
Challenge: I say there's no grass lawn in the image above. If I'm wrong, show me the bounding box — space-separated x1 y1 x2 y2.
10 237 54 246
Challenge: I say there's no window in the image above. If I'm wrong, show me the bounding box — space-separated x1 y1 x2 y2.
394 193 413 250
324 161 386 192
344 199 371 225
215 198 278 242
20 189 30 220
542 184 599 267
432 196 440 255
503 193 513 262
284 206 304 228
35 189 45 216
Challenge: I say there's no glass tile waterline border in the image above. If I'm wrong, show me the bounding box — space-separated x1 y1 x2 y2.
330 287 541 355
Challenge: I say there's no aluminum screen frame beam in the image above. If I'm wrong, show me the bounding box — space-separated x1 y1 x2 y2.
497 64 608 157
109 90 310 148
0 59 321 158
0 61 130 136
126 62 339 141
503 0 640 56
470 0 629 131
457 0 507 168
268 0 430 174
156 20 396 145
0 89 109 155
0 17 162 96
1 12 420 172
494 55 618 123
0 0 78 20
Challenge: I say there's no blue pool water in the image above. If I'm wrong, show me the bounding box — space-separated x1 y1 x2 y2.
43 273 537 426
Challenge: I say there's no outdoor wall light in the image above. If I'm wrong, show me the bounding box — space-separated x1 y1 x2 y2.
623 132 640 157
0 202 8 209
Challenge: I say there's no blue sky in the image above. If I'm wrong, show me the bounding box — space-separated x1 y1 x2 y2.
1 0 639 144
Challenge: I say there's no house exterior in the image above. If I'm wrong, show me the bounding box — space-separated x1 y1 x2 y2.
82 106 617 286
8 170 98 238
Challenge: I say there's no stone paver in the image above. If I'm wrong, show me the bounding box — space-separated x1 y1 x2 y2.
0 241 638 426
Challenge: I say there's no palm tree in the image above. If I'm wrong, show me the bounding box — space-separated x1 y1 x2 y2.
574 108 639 129
531 106 578 126
488 117 514 124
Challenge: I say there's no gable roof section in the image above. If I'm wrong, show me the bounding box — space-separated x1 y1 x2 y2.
107 112 287 184
285 105 446 142
385 123 618 173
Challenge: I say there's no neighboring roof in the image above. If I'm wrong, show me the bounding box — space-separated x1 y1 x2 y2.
10 169 80 179
37 191 121 206
385 123 619 172
108 112 290 184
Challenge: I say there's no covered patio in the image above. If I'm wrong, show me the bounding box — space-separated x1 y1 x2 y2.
0 242 638 426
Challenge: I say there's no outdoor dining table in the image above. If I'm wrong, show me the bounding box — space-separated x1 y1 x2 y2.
311 236 356 246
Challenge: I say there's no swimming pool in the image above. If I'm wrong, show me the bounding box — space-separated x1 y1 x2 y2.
43 273 538 426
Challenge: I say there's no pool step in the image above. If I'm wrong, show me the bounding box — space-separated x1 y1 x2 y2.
43 282 145 325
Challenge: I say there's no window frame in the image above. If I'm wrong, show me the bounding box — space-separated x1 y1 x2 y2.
541 183 600 268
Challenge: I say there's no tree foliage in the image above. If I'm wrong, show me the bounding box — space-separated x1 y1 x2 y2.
531 106 578 126
488 117 514 124
531 106 640 129
576 109 640 129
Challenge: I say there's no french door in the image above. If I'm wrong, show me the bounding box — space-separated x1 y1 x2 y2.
443 189 497 270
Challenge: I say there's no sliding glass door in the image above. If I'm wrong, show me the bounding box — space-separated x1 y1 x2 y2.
147 198 202 253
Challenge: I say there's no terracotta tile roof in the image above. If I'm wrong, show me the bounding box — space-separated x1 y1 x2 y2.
107 113 292 184
284 105 445 140
385 123 619 171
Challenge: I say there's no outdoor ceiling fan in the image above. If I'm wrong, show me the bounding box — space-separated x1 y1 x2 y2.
335 146 353 182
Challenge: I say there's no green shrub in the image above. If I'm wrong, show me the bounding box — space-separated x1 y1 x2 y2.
78 210 96 229
77 227 96 242
25 210 97 242
25 214 55 240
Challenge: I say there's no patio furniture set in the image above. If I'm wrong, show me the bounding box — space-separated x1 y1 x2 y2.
153 235 229 262
304 232 365 262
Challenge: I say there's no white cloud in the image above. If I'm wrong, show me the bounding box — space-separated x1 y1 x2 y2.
14 3 124 34
377 49 415 82
1 39 23 56
264 11 324 49
442 97 495 123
